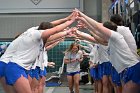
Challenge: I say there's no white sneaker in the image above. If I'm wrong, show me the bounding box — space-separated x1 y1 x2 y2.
86 82 92 85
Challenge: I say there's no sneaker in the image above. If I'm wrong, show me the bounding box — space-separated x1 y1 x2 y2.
86 82 92 85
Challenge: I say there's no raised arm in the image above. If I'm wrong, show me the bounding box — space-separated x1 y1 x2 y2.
80 40 94 52
45 36 65 47
75 29 98 43
76 16 105 39
75 9 111 41
51 12 75 26
41 12 77 41
75 16 107 45
46 28 72 42
45 38 64 51
88 30 108 45
81 40 95 45
79 44 91 52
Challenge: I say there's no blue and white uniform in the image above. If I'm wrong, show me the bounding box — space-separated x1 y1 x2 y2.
29 47 48 80
4 26 45 85
98 44 111 78
109 31 140 84
110 26 140 86
81 40 100 80
0 39 20 78
117 26 140 60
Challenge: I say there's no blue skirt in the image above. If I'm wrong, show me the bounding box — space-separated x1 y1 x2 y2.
120 62 140 84
90 64 102 80
101 62 112 76
28 66 40 80
5 62 28 85
0 61 7 77
40 67 47 77
111 66 121 86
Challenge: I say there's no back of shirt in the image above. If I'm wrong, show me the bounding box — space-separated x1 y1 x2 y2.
117 26 140 60
88 44 99 64
0 38 20 63
11 27 44 70
98 44 110 64
109 31 139 73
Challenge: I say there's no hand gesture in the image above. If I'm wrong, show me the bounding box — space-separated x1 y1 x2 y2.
70 59 77 63
48 62 55 68
89 61 98 68
66 11 77 21
76 20 87 29
67 11 77 22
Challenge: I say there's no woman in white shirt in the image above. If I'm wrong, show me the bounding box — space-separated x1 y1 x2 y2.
74 9 140 93
4 12 76 93
64 43 83 93
0 40 19 93
80 40 101 93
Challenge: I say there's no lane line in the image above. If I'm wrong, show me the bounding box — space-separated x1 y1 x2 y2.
46 87 55 93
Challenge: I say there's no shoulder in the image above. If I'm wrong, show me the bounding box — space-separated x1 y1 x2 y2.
117 26 131 32
25 26 44 40
110 30 123 41
26 26 39 32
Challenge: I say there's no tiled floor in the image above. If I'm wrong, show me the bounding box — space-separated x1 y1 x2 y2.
0 84 94 93
45 85 94 93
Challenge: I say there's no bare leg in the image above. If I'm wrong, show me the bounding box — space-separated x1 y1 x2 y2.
28 75 32 85
116 86 122 93
73 74 80 93
13 75 32 93
67 75 74 93
30 78 39 93
109 74 122 93
93 80 98 93
102 75 111 93
97 79 102 93
122 80 140 93
38 76 46 93
109 76 116 93
0 77 17 93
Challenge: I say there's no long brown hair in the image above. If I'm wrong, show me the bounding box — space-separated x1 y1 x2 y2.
65 43 80 53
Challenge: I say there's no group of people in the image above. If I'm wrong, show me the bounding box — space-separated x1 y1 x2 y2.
63 9 140 93
0 11 77 93
0 9 140 93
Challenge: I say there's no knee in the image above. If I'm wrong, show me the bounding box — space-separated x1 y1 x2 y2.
39 82 45 87
74 81 79 86
102 79 109 87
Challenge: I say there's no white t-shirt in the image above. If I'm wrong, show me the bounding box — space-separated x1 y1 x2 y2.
117 26 140 60
10 27 44 70
32 48 48 70
83 43 99 64
98 44 110 64
0 38 20 63
108 31 139 73
32 49 43 70
64 50 83 73
43 50 48 68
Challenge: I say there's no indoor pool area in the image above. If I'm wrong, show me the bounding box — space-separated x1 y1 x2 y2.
0 0 140 93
